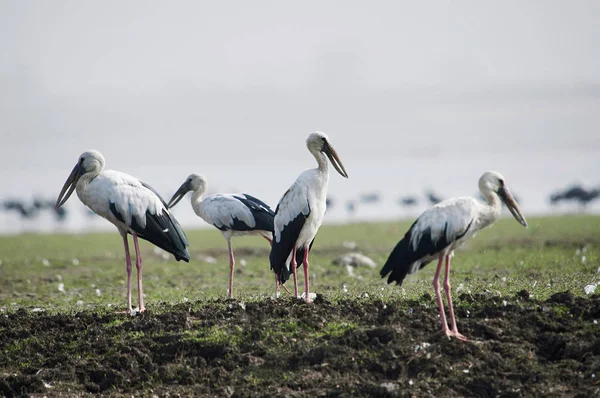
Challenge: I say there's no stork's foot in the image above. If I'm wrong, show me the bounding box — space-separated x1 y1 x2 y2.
301 292 316 303
451 330 469 342
442 328 469 341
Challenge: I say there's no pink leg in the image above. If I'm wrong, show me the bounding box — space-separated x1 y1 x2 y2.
291 247 299 298
122 233 133 314
227 239 235 298
444 255 468 341
132 233 145 312
302 247 311 303
433 255 451 338
264 235 273 246
274 273 280 297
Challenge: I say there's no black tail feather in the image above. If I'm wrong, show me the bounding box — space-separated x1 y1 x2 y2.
269 210 309 284
126 207 190 262
380 236 413 285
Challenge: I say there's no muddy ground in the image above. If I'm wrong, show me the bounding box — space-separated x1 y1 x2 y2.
0 291 598 397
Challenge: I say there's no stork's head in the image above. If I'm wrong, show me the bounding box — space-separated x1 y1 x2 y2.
55 150 105 209
167 173 207 208
306 131 349 178
479 171 528 227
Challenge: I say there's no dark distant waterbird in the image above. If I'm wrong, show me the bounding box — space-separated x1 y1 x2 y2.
398 196 419 207
381 171 528 341
270 132 348 302
425 190 444 205
550 185 600 208
55 150 190 314
168 173 280 298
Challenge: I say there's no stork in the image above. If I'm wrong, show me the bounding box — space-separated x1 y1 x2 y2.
167 174 282 298
55 150 190 314
380 171 528 341
270 132 348 303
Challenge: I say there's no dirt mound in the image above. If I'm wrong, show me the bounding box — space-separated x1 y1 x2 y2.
0 293 599 396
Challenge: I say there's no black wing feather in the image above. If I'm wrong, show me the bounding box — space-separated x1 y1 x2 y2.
269 203 310 284
380 219 473 286
229 194 275 232
109 203 190 263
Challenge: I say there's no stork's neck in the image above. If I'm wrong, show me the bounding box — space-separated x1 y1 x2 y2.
479 189 502 226
313 151 329 175
190 188 206 215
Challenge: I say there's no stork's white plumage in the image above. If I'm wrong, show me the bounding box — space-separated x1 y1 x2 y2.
270 132 349 302
55 150 190 314
380 171 528 341
168 174 278 298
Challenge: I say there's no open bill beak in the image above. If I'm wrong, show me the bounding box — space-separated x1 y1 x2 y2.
498 186 528 227
167 181 192 209
323 142 349 179
55 163 83 209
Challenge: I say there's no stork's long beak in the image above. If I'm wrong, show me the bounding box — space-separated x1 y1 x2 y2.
498 186 528 227
167 181 192 209
323 142 349 178
55 163 83 209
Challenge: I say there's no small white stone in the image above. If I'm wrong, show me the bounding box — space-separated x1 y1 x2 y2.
585 284 597 295
581 256 587 263
31 308 43 312
301 292 317 301
342 285 349 293
72 258 80 265
408 379 413 386
42 259 51 266
203 256 217 264
342 240 357 249
57 283 65 293
240 259 247 266
501 277 507 282
463 369 470 374
503 300 508 307
593 320 598 325
182 297 189 302
95 289 101 296
362 293 369 299
76 300 83 306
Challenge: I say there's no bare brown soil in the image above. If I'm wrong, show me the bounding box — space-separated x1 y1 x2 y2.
0 292 598 397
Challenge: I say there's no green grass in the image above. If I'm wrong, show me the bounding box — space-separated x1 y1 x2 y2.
0 214 598 312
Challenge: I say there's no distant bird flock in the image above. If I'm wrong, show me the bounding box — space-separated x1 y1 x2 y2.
7 130 586 341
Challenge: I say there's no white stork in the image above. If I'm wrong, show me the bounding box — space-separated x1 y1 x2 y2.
380 171 528 341
55 150 190 314
270 132 349 303
167 174 281 298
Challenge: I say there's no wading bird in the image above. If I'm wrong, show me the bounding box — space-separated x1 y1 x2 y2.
270 132 349 302
55 150 190 314
380 171 527 341
167 174 282 298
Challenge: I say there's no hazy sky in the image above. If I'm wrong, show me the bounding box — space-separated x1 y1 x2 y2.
1 1 599 204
